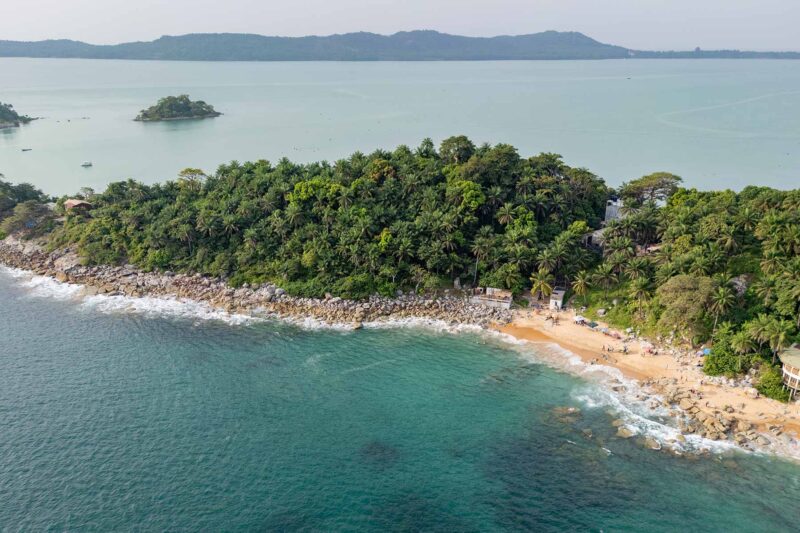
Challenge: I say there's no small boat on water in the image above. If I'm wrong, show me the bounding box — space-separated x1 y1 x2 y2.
21 148 32 152
81 161 93 167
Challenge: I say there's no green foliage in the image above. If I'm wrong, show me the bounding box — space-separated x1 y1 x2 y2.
135 95 220 121
47 139 607 299
755 365 790 402
619 172 682 207
0 179 50 239
0 179 47 219
0 102 32 125
0 200 54 239
704 324 753 376
578 180 799 380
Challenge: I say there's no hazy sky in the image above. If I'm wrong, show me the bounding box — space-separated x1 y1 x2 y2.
1 0 798 51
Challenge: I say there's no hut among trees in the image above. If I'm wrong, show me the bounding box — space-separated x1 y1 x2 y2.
64 199 93 213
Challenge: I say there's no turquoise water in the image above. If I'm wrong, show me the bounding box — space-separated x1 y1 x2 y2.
1 58 799 195
2 271 800 530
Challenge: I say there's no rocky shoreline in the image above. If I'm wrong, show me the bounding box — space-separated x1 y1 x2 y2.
0 237 511 328
4 236 798 460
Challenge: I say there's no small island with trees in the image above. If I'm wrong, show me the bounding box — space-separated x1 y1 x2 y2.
134 95 221 122
0 102 34 128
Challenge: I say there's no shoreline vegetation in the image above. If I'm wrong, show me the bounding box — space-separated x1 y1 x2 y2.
0 236 797 458
134 95 221 122
0 101 35 129
1 31 798 61
0 136 798 457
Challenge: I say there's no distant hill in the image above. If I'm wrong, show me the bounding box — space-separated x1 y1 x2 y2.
0 31 797 61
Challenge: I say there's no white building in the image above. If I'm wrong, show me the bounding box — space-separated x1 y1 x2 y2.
605 199 623 223
549 289 566 310
471 287 513 310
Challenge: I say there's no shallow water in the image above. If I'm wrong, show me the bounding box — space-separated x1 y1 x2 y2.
1 58 799 194
2 270 800 531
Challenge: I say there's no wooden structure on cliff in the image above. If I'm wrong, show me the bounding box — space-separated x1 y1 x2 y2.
779 344 800 400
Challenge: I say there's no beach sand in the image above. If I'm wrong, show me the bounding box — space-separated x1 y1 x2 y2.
495 309 800 440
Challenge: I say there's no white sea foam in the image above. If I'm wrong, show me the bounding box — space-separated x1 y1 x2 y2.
0 266 258 325
0 265 793 459
283 315 354 331
81 294 259 326
495 334 744 455
0 267 84 300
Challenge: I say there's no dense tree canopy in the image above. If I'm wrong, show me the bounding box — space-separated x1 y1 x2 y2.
0 179 49 238
578 184 800 399
618 172 682 208
50 138 608 299
0 102 32 126
134 95 221 121
4 137 797 399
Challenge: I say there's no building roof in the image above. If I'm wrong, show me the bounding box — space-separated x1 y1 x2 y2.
64 199 93 210
779 344 800 369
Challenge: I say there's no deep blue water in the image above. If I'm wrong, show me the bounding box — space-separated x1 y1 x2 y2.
1 271 800 531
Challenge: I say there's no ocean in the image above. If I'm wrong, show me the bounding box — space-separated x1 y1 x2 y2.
1 58 799 195
2 267 800 531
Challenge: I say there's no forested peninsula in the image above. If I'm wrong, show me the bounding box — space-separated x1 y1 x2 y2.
1 137 798 401
0 102 34 128
1 31 797 61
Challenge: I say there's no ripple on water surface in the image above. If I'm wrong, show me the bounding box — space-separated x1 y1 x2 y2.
1 273 800 530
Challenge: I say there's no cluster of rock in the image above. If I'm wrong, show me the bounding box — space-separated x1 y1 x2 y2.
0 238 511 328
657 381 773 448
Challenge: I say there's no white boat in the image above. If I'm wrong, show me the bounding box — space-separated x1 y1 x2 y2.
81 161 93 167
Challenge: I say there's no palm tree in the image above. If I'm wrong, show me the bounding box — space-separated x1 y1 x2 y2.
470 236 493 286
628 278 651 315
730 330 756 372
760 251 783 276
624 257 650 281
736 207 758 232
747 314 774 351
718 226 739 252
571 270 591 305
766 319 795 364
593 263 617 300
536 248 557 274
530 268 555 301
604 236 635 259
709 285 735 331
617 216 637 238
753 276 777 307
497 203 515 225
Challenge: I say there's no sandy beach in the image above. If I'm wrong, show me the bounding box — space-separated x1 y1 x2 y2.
495 309 800 444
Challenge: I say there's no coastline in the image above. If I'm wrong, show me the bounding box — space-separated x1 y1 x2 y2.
2 236 798 460
0 236 510 327
134 113 221 122
494 312 800 454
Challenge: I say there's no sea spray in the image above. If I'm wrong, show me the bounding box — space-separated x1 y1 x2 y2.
0 264 790 459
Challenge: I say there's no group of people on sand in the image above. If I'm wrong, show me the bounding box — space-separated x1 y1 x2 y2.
601 343 628 354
